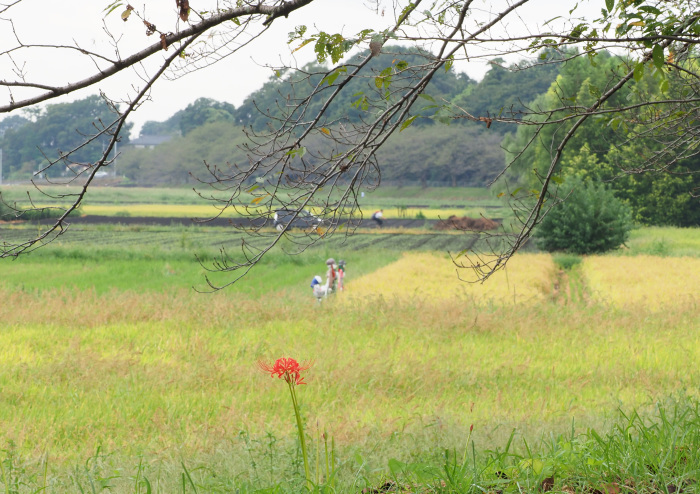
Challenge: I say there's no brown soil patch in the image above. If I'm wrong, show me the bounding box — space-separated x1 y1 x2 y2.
434 215 499 231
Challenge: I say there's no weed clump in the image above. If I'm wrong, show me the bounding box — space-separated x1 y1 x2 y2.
553 253 582 270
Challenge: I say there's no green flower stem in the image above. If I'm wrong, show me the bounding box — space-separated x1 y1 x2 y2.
287 380 312 491
462 426 474 466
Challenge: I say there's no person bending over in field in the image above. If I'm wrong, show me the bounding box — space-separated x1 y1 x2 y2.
371 209 384 228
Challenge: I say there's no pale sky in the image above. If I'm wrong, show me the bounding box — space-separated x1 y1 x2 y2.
0 0 601 137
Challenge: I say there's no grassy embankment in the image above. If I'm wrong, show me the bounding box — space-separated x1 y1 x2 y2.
0 222 699 491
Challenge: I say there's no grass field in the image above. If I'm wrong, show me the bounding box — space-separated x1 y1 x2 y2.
0 184 510 222
0 222 699 492
583 255 700 310
625 225 700 256
344 252 555 304
73 204 498 221
0 185 499 207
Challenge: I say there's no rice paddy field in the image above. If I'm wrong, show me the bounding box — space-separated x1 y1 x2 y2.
0 216 699 492
0 184 510 221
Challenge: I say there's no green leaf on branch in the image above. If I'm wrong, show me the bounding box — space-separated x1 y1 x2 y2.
433 115 451 125
397 2 416 24
400 115 418 132
445 55 454 72
633 62 644 82
104 1 124 15
652 45 664 70
288 25 307 44
292 38 314 54
569 23 587 38
375 66 393 90
285 147 307 159
351 94 369 111
321 66 347 86
605 0 614 12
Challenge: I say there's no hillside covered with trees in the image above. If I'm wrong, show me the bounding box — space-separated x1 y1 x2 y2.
117 47 560 187
0 96 132 179
0 47 561 187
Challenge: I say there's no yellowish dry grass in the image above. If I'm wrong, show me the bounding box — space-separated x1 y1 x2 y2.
372 208 489 220
79 205 491 222
582 255 700 311
342 252 555 305
73 204 490 223
1 285 698 466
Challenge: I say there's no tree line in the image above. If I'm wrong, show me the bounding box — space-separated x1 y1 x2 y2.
0 96 133 179
118 47 558 188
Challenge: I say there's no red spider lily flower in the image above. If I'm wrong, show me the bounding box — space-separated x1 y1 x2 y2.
258 357 312 385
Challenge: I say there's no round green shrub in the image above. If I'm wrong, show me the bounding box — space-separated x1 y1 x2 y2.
535 176 632 254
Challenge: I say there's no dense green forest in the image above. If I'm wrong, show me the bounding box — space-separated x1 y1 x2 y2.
0 96 132 178
504 52 700 227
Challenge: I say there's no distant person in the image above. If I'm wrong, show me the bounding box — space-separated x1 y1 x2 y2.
310 275 329 302
337 260 346 291
325 258 337 293
371 209 384 228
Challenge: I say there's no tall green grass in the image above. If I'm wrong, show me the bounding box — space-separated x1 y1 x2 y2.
0 244 399 296
624 226 700 257
0 185 210 206
0 184 499 209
